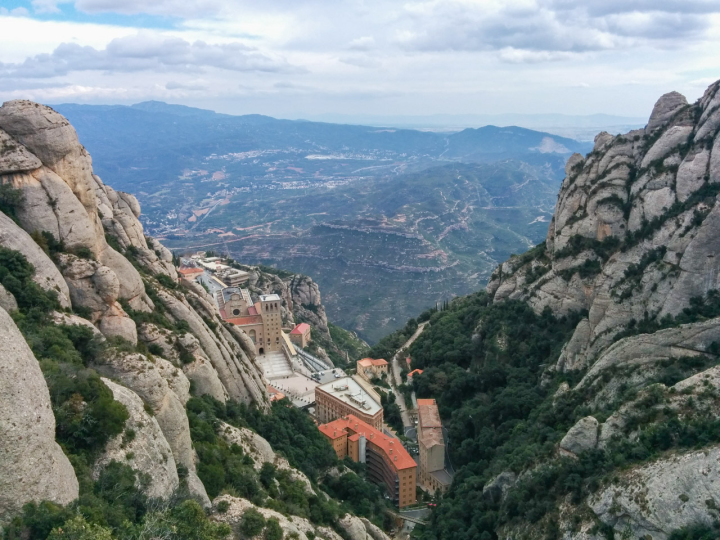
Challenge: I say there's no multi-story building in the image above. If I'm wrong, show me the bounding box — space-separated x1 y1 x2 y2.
319 415 417 507
315 377 383 430
217 288 284 355
356 358 389 382
417 398 452 494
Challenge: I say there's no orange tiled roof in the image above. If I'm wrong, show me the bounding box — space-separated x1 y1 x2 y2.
291 323 311 335
225 315 263 326
358 358 388 367
408 369 423 377
248 305 258 315
318 420 348 440
178 267 203 276
320 415 416 470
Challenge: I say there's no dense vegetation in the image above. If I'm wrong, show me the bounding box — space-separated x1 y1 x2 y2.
403 287 720 539
1 248 229 540
185 394 391 530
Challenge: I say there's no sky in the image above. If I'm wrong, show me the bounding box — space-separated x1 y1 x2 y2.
0 0 719 120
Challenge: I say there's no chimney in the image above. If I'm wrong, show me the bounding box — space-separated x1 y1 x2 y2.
390 448 393 454
394 456 398 462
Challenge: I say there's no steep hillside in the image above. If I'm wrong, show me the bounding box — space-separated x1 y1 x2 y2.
0 101 387 540
408 80 720 540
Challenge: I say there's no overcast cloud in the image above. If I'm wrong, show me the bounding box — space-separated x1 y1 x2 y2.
0 0 719 119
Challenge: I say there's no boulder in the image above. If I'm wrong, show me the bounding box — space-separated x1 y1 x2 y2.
641 125 693 169
95 379 179 499
0 306 78 522
0 282 17 312
646 91 688 133
0 128 41 173
559 416 598 456
483 471 517 503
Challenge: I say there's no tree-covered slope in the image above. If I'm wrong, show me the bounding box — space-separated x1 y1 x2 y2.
404 80 720 540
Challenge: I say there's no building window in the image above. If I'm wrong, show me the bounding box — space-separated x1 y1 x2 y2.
232 308 240 316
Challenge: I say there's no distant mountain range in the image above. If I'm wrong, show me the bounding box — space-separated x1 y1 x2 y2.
51 100 596 342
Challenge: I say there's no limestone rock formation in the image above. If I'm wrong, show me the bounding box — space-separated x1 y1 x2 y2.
95 351 210 506
559 416 598 456
0 128 41 173
590 447 720 540
0 211 71 308
94 379 179 499
0 306 78 522
218 421 314 495
211 495 340 540
0 282 17 312
484 79 720 539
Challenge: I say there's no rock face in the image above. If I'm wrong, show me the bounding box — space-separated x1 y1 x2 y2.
0 306 78 522
218 421 315 495
590 447 720 540
487 80 720 382
94 379 179 500
485 79 720 538
559 416 598 456
0 211 71 308
95 351 210 506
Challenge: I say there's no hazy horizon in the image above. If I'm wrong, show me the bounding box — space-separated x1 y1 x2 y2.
1 0 719 120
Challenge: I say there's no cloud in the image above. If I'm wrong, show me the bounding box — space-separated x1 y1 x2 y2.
0 7 30 16
346 36 376 51
165 80 208 90
0 31 299 78
394 0 720 58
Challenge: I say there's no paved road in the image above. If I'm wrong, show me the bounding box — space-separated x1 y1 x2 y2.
389 322 428 429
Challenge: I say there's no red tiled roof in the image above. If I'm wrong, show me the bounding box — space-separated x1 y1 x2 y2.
291 322 311 335
225 315 262 326
248 306 258 315
318 421 348 440
408 369 423 377
319 415 416 471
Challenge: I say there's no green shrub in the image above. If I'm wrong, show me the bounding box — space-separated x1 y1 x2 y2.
264 518 284 540
240 508 266 537
47 516 113 540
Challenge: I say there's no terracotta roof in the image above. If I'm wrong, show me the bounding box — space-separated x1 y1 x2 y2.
291 323 311 335
318 420 348 440
408 369 424 377
418 399 444 447
248 306 258 315
358 358 388 367
178 267 203 276
267 385 286 402
225 315 263 326
320 415 416 471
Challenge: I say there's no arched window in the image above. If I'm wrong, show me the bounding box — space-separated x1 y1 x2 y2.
249 330 256 343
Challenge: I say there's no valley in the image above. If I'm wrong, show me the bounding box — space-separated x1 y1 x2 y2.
56 102 591 342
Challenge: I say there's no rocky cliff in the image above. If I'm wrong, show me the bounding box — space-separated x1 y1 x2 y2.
0 100 385 540
0 100 270 518
482 80 720 538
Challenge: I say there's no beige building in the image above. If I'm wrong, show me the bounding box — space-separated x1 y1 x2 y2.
356 358 389 382
417 398 452 494
315 377 383 430
217 288 284 355
319 415 417 507
289 323 311 348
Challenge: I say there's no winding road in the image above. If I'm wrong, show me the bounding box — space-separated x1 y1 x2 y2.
389 322 428 430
